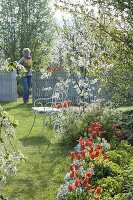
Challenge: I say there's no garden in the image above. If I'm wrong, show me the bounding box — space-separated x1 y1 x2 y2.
0 101 133 200
0 0 133 200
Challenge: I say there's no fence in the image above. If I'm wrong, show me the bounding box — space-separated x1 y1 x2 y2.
32 72 100 103
0 71 101 103
0 71 17 102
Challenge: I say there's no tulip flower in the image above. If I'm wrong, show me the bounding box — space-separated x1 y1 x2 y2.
86 183 92 190
86 171 92 179
75 178 81 186
95 186 102 193
68 183 75 191
76 154 82 160
70 151 76 160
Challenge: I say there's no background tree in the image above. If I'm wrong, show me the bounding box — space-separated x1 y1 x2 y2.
0 0 54 70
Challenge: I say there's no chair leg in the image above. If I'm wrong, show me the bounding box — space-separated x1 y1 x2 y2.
29 112 37 135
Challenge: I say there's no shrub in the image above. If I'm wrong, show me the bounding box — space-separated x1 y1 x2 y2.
98 176 122 197
56 106 123 146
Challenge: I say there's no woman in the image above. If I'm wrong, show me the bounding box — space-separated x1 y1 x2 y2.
18 48 32 103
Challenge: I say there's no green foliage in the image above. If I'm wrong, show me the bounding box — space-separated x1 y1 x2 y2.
56 110 84 145
0 0 54 71
94 159 122 180
66 189 92 200
17 81 23 97
128 135 133 146
113 193 129 200
117 110 133 130
98 176 122 196
108 150 128 166
96 142 133 199
57 106 122 145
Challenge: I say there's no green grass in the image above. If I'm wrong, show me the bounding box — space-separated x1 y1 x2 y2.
0 99 71 200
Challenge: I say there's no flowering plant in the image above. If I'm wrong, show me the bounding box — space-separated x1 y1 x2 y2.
0 105 24 194
57 122 111 200
0 58 27 76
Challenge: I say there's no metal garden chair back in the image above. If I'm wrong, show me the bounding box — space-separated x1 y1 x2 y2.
29 83 69 136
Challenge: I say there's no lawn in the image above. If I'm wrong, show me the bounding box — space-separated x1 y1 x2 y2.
0 99 71 200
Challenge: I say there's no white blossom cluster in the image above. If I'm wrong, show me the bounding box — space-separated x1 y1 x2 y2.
0 59 27 76
0 105 24 188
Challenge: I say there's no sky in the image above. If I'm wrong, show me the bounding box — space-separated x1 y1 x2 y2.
49 0 72 22
49 0 98 22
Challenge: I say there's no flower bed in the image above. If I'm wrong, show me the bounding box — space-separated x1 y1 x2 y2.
56 122 133 200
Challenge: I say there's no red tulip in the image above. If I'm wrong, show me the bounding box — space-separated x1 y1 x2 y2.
112 124 117 130
94 150 99 157
90 153 95 159
70 164 74 171
95 186 102 193
86 183 92 190
63 101 68 108
94 195 100 200
89 146 93 154
82 178 88 187
86 171 92 179
96 144 101 150
88 128 93 134
70 170 78 177
70 151 76 160
93 126 100 132
85 139 92 147
92 122 100 128
79 137 84 145
68 183 75 191
104 154 109 159
54 103 62 108
81 143 85 150
101 148 105 154
81 150 85 157
75 178 81 186
93 131 97 137
89 137 94 143
76 154 82 160
74 164 78 170
99 131 106 137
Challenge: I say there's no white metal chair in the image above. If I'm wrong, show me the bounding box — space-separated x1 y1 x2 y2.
29 83 69 136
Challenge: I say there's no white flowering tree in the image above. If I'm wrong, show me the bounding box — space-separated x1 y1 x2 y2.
49 3 107 109
0 106 24 199
51 0 133 106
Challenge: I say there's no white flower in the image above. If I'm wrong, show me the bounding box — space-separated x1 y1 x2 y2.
64 173 70 182
42 87 53 91
84 92 89 99
0 176 6 187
